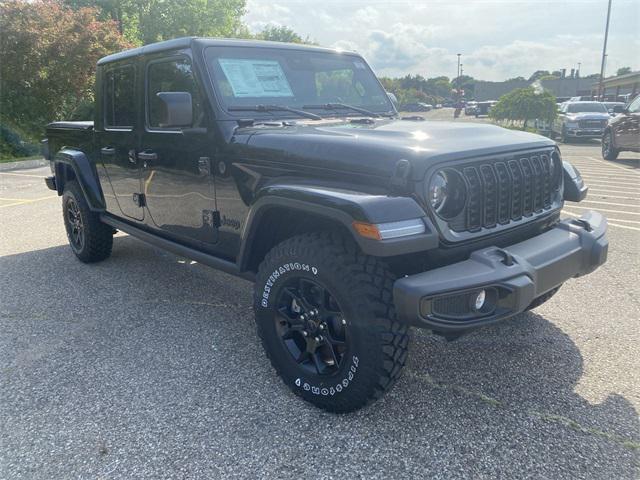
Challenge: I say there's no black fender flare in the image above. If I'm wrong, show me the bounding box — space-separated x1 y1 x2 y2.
53 149 105 211
237 181 439 271
562 160 588 202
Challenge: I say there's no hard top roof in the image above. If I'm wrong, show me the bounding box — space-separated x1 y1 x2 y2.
97 37 356 66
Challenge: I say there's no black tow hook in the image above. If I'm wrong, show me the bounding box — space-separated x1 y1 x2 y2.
496 249 515 266
572 219 593 232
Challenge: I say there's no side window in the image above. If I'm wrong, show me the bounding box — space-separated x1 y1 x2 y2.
104 65 136 128
628 96 640 113
147 58 204 129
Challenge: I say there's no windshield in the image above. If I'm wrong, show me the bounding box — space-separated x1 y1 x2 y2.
205 46 393 117
566 102 607 113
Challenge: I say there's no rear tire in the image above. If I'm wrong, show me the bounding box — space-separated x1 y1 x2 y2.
602 130 619 160
62 181 113 263
254 232 409 413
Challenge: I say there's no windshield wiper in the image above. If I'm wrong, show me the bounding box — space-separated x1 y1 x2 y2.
228 104 321 120
302 103 387 118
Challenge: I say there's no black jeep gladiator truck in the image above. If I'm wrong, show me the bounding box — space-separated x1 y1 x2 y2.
44 37 608 413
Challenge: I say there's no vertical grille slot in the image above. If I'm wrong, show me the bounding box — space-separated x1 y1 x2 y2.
530 155 544 212
494 162 511 224
480 165 498 228
508 160 523 220
540 154 551 208
463 166 482 231
519 157 534 215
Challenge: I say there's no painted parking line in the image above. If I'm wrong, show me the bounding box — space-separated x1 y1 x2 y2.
563 210 640 232
563 205 640 216
0 195 58 208
579 199 639 208
585 156 640 173
0 171 44 178
580 173 640 179
587 184 640 192
587 193 640 200
579 179 640 188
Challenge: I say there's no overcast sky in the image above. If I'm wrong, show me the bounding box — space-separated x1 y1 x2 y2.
244 0 640 81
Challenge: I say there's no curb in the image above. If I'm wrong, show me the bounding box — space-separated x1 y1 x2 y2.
0 158 48 172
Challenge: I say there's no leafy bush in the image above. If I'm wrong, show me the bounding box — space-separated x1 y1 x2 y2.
0 123 40 159
490 87 557 129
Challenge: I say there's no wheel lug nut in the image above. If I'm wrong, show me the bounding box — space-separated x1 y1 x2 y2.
302 331 308 337
341 319 347 325
315 336 320 342
319 324 324 330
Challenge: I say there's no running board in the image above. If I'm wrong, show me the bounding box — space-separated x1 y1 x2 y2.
100 214 255 282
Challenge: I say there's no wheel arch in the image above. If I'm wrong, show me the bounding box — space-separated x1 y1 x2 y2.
237 182 437 274
54 149 106 211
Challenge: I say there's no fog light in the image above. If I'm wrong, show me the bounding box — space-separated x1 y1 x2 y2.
472 290 486 311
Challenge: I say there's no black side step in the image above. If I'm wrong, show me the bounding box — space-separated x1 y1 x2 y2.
100 214 255 282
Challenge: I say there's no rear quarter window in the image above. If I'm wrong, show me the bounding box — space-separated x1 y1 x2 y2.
104 65 136 129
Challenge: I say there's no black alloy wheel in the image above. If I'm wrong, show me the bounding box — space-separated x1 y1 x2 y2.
65 196 85 252
62 180 113 263
274 277 348 376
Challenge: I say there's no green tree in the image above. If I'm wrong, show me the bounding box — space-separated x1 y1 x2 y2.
0 0 131 132
528 70 551 82
64 0 247 45
617 67 632 76
256 25 315 44
490 87 557 130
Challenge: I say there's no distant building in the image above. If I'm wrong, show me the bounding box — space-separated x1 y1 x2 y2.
536 78 592 98
590 71 640 101
473 79 529 101
472 72 639 102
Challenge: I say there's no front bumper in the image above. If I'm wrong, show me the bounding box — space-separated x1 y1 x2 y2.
393 211 608 332
566 128 604 138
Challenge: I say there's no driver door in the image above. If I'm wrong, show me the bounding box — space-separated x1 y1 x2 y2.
139 55 218 246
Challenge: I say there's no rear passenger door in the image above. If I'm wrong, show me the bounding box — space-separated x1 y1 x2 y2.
139 55 218 245
97 63 144 221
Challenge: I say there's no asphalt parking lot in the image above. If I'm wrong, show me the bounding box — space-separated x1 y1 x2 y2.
1 135 639 479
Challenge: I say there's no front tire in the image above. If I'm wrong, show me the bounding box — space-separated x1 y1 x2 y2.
62 181 113 263
254 232 409 413
602 130 619 160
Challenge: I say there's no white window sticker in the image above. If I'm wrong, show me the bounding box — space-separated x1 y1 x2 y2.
218 58 294 98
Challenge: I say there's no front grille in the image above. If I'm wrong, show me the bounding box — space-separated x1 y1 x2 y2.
578 119 606 129
447 151 559 233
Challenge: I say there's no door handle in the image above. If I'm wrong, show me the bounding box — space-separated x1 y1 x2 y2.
100 147 115 156
137 151 158 161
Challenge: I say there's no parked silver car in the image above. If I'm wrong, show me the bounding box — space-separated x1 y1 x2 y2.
552 101 610 143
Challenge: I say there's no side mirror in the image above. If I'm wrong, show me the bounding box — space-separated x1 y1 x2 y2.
156 92 192 128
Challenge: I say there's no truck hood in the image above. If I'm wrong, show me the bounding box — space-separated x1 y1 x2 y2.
565 112 610 121
236 118 555 180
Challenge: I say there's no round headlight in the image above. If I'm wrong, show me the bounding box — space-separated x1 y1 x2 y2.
427 169 466 219
429 171 447 210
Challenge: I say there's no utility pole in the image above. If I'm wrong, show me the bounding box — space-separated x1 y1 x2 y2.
598 0 612 100
576 62 581 95
456 53 461 99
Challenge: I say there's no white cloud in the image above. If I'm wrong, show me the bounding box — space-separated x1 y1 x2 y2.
244 0 640 80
